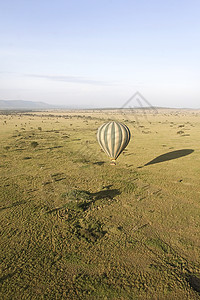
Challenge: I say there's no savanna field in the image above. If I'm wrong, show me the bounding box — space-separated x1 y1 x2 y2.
0 109 200 299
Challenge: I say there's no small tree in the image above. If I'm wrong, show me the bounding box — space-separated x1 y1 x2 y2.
31 141 38 148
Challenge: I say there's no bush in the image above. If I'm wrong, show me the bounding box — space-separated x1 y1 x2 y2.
4 146 10 151
31 141 38 148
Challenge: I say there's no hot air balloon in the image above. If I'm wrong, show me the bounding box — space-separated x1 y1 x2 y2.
97 121 131 164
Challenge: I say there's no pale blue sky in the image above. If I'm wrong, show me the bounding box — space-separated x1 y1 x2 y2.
0 0 200 108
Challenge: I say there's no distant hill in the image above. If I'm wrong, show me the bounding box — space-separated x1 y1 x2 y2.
0 100 53 110
0 100 199 111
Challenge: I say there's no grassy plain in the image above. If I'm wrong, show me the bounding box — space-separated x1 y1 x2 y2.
0 108 200 299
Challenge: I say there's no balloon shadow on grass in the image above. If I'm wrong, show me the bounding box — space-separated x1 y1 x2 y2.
186 273 200 294
138 149 194 168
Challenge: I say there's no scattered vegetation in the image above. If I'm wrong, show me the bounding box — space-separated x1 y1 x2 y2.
30 141 39 148
0 110 199 299
4 146 10 151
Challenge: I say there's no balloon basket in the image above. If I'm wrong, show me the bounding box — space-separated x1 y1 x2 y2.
110 159 116 166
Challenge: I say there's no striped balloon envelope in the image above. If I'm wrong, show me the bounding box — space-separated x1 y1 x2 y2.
97 121 131 164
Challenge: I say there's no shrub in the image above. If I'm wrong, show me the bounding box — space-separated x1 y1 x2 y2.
31 141 38 148
4 146 10 151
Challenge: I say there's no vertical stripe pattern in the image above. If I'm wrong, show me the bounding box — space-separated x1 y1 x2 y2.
97 121 131 160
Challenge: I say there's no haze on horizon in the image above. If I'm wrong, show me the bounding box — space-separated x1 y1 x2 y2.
0 0 200 109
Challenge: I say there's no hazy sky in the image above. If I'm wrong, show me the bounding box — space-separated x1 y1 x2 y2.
0 0 200 108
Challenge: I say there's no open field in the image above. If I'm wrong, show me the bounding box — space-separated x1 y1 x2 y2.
0 109 200 299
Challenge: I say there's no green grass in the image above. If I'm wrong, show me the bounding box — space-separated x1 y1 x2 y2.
0 110 200 299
